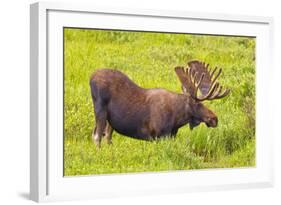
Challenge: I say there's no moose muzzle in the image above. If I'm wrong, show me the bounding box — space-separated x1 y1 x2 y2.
205 117 218 128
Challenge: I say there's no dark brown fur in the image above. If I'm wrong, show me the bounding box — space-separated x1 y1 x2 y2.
90 69 217 147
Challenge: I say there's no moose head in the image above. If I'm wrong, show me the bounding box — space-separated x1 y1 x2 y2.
175 61 230 130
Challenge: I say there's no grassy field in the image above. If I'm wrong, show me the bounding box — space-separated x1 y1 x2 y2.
64 28 256 176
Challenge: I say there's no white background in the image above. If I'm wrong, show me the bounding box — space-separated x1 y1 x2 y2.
0 0 280 204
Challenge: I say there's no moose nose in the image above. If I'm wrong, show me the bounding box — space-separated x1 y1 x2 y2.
206 117 218 127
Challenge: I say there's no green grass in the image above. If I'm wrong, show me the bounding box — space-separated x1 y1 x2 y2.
64 28 256 176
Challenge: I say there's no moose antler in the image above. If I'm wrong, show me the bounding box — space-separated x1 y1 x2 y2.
187 60 230 101
175 66 194 94
175 61 230 101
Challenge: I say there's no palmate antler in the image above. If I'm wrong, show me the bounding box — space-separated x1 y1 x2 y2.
175 60 230 101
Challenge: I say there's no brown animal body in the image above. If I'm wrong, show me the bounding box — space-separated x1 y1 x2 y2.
90 60 230 147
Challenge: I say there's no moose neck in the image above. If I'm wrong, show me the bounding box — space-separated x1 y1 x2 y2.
176 96 209 130
173 95 195 128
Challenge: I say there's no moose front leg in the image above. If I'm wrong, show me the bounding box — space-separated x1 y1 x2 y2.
170 128 178 138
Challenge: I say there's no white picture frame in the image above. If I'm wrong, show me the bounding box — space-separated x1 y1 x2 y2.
30 1 274 202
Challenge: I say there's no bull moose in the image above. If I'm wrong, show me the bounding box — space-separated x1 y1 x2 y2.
90 60 230 147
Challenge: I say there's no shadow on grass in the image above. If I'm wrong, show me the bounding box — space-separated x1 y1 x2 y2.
17 192 29 200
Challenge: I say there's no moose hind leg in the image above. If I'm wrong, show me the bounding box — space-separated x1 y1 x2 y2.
104 122 113 144
92 126 97 142
93 103 107 148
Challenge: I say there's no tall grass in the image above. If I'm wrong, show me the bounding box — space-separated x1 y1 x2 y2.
64 28 255 176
